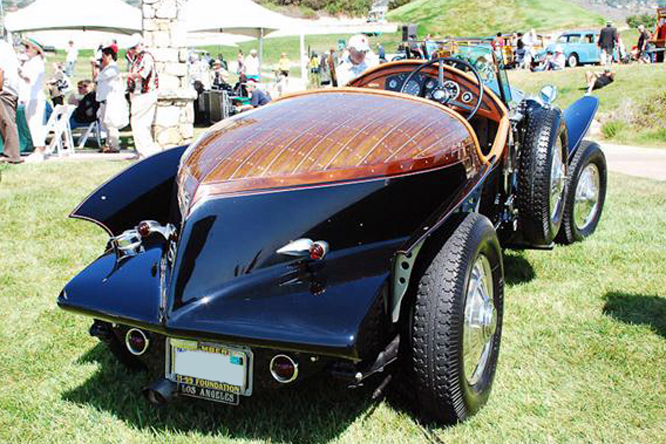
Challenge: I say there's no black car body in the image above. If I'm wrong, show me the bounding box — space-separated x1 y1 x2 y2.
59 45 607 424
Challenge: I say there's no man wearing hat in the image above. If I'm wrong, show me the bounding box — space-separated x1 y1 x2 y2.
336 34 379 86
0 31 23 164
126 33 159 158
598 21 618 66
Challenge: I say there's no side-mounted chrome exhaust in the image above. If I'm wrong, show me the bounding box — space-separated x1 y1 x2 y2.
143 379 177 406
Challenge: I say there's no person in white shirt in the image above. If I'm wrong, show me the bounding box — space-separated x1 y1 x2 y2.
66 40 78 77
244 49 260 81
522 29 537 70
189 53 212 90
336 34 379 86
20 38 47 161
552 46 566 70
126 33 160 159
95 44 128 154
0 34 23 164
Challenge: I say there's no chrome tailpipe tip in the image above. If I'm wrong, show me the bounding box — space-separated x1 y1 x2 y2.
143 379 177 406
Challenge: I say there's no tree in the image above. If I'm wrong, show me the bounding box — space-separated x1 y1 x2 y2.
627 14 656 30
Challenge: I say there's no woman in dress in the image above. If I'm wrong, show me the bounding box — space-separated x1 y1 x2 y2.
95 44 128 154
20 39 47 161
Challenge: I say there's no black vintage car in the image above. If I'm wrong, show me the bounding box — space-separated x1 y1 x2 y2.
59 45 607 425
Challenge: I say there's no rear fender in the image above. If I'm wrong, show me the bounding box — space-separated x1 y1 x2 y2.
563 96 599 159
71 146 187 236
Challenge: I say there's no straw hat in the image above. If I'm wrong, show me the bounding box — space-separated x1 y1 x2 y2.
24 38 45 56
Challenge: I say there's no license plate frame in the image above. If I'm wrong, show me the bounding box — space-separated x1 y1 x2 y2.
165 338 253 404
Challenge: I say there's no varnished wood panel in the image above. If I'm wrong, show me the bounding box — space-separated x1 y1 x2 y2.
178 89 479 203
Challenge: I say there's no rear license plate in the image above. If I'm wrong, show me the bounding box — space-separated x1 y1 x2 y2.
167 339 251 405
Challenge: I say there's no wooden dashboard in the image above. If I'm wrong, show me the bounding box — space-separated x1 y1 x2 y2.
348 60 507 123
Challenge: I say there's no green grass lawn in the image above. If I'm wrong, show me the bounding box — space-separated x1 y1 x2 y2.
388 0 604 37
509 63 666 148
1 160 665 443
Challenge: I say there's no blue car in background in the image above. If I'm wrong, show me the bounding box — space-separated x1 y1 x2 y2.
537 31 618 67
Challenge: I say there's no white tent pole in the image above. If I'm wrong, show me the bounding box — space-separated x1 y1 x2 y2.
0 0 5 36
299 32 306 84
259 27 264 75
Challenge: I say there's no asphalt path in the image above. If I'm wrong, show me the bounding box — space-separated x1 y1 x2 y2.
599 142 666 182
14 142 666 183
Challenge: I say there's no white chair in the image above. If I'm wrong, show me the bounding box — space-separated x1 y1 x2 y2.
75 120 105 149
44 105 75 157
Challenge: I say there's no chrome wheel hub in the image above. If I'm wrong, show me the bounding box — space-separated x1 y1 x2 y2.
463 255 496 386
550 140 567 224
574 163 600 231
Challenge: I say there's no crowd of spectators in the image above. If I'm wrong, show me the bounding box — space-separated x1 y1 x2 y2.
0 32 161 164
2 17 665 165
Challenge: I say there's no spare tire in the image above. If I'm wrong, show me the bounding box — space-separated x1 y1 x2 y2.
516 106 568 246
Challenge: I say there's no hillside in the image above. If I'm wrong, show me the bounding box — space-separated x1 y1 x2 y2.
387 0 605 36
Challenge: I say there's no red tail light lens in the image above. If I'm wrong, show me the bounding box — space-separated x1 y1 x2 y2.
309 241 329 260
138 221 151 238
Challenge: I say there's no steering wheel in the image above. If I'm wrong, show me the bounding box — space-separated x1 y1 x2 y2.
399 57 484 121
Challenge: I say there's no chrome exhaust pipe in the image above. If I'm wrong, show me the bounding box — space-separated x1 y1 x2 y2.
143 379 177 406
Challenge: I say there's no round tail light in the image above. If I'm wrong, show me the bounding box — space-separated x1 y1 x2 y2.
125 328 150 356
269 354 299 383
137 221 151 238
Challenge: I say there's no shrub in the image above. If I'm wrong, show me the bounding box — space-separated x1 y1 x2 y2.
635 89 666 129
602 120 626 139
627 14 656 29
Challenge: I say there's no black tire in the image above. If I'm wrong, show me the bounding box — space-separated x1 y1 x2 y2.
517 106 568 245
556 141 607 245
568 53 579 68
408 213 504 424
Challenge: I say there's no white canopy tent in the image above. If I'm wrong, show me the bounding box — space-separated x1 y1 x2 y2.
4 0 142 34
184 0 302 71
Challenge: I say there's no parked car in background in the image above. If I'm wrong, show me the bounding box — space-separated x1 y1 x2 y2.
536 31 618 67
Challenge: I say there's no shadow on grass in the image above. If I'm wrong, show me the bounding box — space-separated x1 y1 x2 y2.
63 343 390 443
603 291 666 339
503 251 536 286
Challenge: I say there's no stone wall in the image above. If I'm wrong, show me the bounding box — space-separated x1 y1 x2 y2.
142 0 196 148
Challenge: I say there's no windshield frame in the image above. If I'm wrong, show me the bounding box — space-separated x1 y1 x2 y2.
391 38 512 104
439 42 512 104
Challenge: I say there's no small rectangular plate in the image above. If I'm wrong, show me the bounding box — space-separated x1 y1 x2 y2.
168 339 248 405
177 382 239 405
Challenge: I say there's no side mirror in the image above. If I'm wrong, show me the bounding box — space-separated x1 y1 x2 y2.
539 85 558 104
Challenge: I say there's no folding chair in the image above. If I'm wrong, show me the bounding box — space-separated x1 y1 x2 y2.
75 120 104 149
44 105 75 157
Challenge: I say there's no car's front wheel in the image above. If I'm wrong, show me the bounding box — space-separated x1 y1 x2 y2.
556 141 607 244
407 213 504 424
